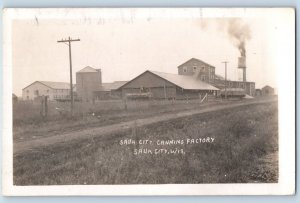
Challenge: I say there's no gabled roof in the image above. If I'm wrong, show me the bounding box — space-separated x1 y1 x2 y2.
23 81 71 90
100 81 128 91
215 74 225 80
118 70 219 91
150 71 219 90
177 58 215 68
262 85 273 89
39 81 71 89
77 66 98 73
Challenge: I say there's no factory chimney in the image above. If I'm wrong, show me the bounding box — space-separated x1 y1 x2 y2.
238 56 246 82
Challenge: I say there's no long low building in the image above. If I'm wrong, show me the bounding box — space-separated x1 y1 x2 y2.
22 81 75 101
93 81 128 100
117 70 219 99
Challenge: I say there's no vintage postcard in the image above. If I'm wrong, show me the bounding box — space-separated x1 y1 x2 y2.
2 8 295 195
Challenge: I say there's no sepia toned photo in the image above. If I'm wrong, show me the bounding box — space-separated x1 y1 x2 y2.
2 8 295 195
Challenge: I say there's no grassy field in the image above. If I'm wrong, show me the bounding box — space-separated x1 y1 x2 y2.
13 101 278 185
13 99 226 142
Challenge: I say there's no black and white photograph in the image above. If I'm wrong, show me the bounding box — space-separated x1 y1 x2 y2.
2 8 295 195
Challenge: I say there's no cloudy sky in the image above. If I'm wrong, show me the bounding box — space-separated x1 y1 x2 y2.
10 8 294 96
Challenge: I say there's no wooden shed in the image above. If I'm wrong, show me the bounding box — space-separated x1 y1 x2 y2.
262 85 275 96
117 70 219 100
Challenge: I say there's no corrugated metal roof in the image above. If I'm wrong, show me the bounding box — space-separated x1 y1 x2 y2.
77 66 98 73
149 70 219 90
215 74 225 80
100 81 128 91
39 81 71 89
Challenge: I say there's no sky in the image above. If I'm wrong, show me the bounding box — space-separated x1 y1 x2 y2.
10 8 294 96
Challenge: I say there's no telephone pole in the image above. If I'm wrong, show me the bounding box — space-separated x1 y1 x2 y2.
57 37 80 116
222 61 229 99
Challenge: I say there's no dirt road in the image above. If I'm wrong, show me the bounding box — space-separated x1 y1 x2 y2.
14 98 277 154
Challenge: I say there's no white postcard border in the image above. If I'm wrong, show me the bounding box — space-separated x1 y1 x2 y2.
2 8 295 196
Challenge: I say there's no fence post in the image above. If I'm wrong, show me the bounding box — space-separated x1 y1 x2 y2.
40 97 44 116
124 97 128 110
45 96 48 117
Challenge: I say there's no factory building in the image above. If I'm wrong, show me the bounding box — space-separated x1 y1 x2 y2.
22 81 74 101
117 70 219 99
261 85 275 96
76 66 102 102
93 81 128 100
255 89 262 96
213 79 255 97
24 58 256 102
177 58 216 84
177 58 255 97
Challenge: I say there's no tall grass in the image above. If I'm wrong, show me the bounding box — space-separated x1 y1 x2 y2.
13 99 222 142
13 102 278 185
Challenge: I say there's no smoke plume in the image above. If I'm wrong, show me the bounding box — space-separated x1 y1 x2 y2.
198 18 252 57
226 19 251 57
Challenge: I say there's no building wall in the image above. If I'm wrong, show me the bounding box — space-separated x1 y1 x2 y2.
22 82 70 101
122 86 176 99
262 86 274 96
178 59 215 83
76 70 102 102
120 71 221 100
22 82 52 100
93 90 122 100
122 71 174 88
213 79 256 97
256 89 262 96
176 87 216 100
52 89 71 100
120 71 177 99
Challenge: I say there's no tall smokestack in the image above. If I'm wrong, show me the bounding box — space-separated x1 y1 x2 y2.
243 68 246 82
238 56 246 82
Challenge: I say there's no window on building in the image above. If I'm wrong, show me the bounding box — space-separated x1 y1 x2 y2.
34 90 39 96
26 90 29 93
183 67 187 73
201 75 206 81
201 66 205 71
140 86 144 93
193 66 197 72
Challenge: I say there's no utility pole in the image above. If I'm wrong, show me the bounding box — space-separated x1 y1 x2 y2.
222 61 229 99
57 37 80 116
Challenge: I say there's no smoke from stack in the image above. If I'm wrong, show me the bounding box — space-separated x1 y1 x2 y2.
227 19 251 57
227 19 251 82
199 18 251 57
198 18 252 81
